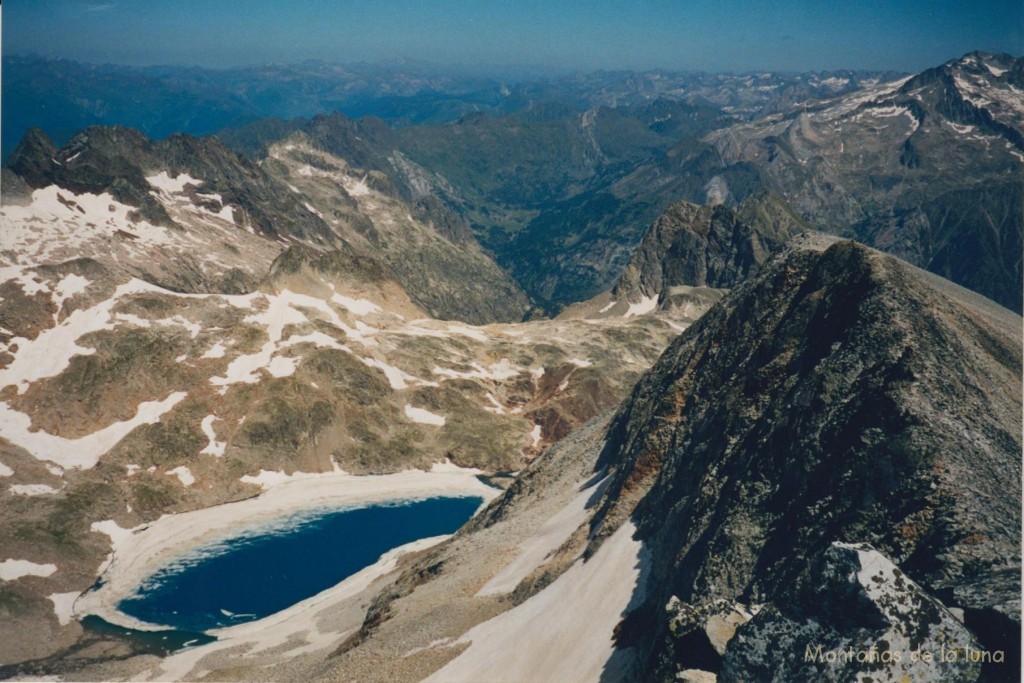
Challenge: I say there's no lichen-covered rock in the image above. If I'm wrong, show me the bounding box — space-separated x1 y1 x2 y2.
722 542 984 682
665 597 758 658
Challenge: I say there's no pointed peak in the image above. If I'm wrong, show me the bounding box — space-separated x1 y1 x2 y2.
6 127 57 188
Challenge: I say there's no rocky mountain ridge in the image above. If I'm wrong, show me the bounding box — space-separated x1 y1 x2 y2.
593 237 1021 680
610 191 809 301
3 124 530 324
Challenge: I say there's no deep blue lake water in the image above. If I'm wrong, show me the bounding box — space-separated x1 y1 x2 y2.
118 496 483 633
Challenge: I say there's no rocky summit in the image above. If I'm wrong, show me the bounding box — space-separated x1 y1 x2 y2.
594 237 1021 681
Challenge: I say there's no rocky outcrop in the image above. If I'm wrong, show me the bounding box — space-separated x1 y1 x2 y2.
610 192 808 303
6 127 59 189
720 542 985 682
593 238 1021 681
261 131 533 324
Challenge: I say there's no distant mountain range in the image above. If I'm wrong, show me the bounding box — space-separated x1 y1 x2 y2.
217 51 1023 314
2 54 899 162
4 52 1021 315
708 50 1024 313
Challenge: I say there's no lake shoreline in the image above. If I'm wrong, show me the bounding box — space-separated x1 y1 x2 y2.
73 463 500 644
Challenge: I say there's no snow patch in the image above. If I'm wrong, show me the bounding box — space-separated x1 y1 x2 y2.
426 521 646 683
114 312 151 328
984 63 1008 77
1 267 50 296
9 484 62 496
201 342 227 359
146 172 203 194
49 592 80 626
215 205 234 223
429 459 483 475
0 559 57 581
241 470 302 489
361 357 434 390
52 273 91 317
948 122 976 135
267 355 298 378
405 404 446 426
166 466 195 487
433 358 521 382
330 292 382 316
199 415 226 457
624 295 658 317
285 331 349 352
161 315 202 339
343 175 372 197
483 393 507 414
0 392 187 469
477 476 606 596
91 519 136 548
0 461 12 477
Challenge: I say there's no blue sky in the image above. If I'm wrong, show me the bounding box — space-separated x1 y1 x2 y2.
3 0 1021 72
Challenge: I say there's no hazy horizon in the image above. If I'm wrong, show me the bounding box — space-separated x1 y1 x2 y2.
3 0 1021 75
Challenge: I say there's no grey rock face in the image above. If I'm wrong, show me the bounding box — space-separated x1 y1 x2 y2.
592 240 1021 680
721 542 984 683
261 126 534 324
610 192 808 303
6 125 334 244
